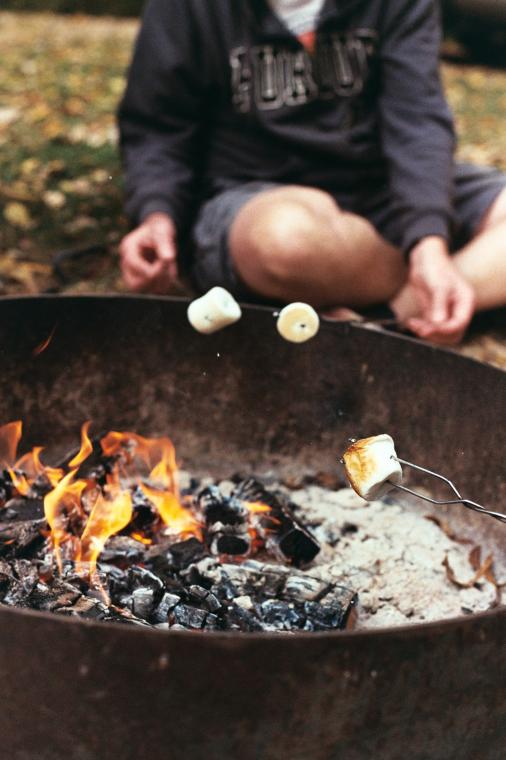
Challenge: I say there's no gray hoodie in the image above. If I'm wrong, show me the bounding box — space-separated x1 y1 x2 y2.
118 0 455 254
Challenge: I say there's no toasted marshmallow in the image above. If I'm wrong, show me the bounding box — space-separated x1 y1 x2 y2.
342 434 402 501
187 287 242 334
276 302 320 343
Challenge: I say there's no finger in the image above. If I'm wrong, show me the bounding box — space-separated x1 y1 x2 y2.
406 317 464 346
444 290 475 333
428 286 450 325
152 228 177 264
121 254 164 293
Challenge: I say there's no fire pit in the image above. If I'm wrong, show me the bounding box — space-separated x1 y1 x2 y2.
0 295 504 760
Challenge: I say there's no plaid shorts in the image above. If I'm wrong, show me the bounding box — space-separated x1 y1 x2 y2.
189 163 506 297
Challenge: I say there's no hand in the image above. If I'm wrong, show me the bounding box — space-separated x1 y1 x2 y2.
119 212 178 294
403 237 475 345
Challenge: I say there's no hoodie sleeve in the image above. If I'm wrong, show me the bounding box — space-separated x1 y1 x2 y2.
118 0 205 230
379 0 456 255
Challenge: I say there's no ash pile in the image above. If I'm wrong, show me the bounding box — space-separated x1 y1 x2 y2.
0 422 357 633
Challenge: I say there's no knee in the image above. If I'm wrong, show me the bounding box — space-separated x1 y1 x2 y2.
230 196 337 286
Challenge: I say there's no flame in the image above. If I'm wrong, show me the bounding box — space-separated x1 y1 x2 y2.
100 430 179 493
100 430 196 537
43 470 88 572
244 501 272 515
0 421 22 467
33 325 57 357
8 447 64 496
79 488 133 574
141 483 202 539
131 531 153 545
68 421 93 469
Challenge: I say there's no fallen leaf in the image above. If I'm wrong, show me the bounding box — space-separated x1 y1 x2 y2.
425 514 473 544
43 190 66 209
3 202 33 229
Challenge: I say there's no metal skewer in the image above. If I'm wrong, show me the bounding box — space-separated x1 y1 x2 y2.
390 457 506 525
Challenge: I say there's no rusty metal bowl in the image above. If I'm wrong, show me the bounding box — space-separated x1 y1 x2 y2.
0 295 504 760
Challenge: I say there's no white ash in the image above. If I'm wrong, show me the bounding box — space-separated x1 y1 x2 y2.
284 485 499 629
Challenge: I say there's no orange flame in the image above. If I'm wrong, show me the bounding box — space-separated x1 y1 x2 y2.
68 421 93 469
33 325 57 357
79 488 133 574
100 430 179 493
141 483 201 539
0 421 22 467
43 470 88 572
244 501 272 515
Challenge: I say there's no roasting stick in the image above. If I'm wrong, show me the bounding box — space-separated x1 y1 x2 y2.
389 457 506 525
342 436 506 525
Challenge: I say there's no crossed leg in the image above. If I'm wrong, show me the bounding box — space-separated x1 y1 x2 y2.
229 185 406 309
229 184 506 319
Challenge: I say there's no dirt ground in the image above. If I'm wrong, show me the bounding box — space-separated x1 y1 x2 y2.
1 11 506 367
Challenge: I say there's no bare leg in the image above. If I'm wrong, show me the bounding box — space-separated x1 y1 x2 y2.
391 188 506 320
454 189 506 311
229 185 406 308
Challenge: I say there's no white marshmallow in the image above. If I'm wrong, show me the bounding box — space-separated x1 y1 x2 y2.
276 302 320 343
187 287 242 334
342 434 402 501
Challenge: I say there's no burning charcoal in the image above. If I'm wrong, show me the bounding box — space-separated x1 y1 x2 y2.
241 560 290 596
0 469 14 504
28 578 82 612
99 536 146 565
188 585 222 613
131 587 156 619
210 531 250 557
129 485 159 532
168 537 206 570
0 519 46 558
128 566 164 595
210 578 238 603
303 585 358 631
3 497 44 521
257 600 305 631
199 487 252 557
153 592 181 624
55 596 109 620
0 559 13 591
195 559 289 600
226 602 265 632
199 486 248 526
269 517 320 566
99 564 128 599
233 478 320 566
171 604 208 629
283 574 330 603
203 613 220 630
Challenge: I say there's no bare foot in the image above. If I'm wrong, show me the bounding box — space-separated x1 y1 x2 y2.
321 307 363 322
389 283 421 324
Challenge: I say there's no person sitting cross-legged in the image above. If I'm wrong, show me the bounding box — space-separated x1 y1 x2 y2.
118 0 506 345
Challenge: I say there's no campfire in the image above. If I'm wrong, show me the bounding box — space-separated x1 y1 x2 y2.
0 421 357 633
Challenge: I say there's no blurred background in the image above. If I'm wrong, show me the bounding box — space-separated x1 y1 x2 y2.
0 1 505 358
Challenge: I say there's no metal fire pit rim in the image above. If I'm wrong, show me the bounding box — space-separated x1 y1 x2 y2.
1 293 504 642
1 595 503 643
4 290 505 377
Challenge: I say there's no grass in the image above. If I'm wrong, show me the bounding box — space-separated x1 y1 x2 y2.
0 11 505 303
